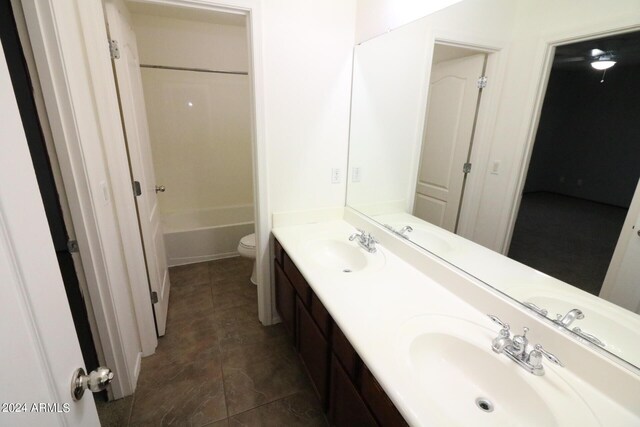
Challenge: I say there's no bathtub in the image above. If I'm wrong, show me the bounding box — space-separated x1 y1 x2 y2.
162 205 254 267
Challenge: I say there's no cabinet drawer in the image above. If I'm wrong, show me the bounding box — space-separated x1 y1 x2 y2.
296 297 330 408
332 324 362 383
283 253 312 306
360 366 407 427
329 354 377 427
274 262 296 343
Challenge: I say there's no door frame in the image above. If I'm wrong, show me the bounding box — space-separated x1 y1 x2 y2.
116 0 272 326
0 42 100 425
409 31 508 241
21 0 271 398
501 19 640 255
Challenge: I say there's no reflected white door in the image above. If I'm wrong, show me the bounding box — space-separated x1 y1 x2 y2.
0 45 100 426
105 1 171 335
601 179 640 314
414 53 485 232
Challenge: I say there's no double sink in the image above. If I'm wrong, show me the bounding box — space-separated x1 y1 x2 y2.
296 227 601 425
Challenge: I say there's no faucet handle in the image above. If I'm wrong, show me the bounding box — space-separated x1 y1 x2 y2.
534 344 563 367
523 302 548 317
487 314 509 330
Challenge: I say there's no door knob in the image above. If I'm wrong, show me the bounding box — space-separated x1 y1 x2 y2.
71 367 114 401
155 185 166 193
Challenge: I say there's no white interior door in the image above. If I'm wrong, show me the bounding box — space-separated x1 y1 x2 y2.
414 53 485 232
601 179 640 314
105 0 171 335
0 44 101 426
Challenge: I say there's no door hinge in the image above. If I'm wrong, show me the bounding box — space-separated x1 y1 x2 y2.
133 180 142 196
463 162 472 174
67 239 80 253
477 76 488 89
150 291 158 304
109 39 120 59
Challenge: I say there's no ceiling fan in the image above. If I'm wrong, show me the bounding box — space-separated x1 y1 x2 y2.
555 48 617 68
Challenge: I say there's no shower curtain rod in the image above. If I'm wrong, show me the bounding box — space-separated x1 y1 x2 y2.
139 64 248 76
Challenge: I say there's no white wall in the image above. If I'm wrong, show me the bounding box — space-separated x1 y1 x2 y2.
132 13 248 71
262 0 357 214
355 0 464 42
132 14 253 217
346 19 431 214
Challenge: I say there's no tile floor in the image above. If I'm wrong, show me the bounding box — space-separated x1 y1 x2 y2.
96 257 327 426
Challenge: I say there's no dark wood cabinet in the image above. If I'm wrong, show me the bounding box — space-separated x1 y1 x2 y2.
283 253 312 306
332 324 362 384
329 355 378 427
360 366 408 427
310 292 332 338
296 296 330 408
273 238 406 427
274 261 296 342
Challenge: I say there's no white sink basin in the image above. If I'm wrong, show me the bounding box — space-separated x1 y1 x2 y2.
397 315 599 426
303 238 386 274
385 221 455 254
407 227 454 253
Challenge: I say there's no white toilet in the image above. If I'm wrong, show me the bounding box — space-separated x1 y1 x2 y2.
237 233 257 285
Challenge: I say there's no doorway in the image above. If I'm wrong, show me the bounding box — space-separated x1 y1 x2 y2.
413 43 487 233
105 0 257 336
508 31 640 296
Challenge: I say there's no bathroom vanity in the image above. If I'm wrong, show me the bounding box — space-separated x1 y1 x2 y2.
274 237 406 426
272 217 640 426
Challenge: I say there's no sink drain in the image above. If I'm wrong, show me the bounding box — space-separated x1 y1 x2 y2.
342 268 352 273
475 398 494 413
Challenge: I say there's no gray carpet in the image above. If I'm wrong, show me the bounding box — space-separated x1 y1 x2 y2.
508 192 628 296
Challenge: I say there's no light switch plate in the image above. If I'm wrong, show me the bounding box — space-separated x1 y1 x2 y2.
352 167 361 182
331 168 341 184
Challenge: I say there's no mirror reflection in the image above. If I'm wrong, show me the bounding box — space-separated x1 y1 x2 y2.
346 0 640 370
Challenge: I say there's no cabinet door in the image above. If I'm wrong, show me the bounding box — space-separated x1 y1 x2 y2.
329 354 378 427
297 297 330 408
360 366 408 427
274 262 296 342
332 324 362 383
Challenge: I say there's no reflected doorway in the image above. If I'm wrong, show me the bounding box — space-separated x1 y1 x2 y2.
508 31 640 296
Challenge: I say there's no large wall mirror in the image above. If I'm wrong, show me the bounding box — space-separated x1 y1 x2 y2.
346 0 640 371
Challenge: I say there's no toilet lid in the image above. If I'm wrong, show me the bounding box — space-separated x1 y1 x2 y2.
239 233 256 249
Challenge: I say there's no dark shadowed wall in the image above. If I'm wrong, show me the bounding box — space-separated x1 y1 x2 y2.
524 62 640 208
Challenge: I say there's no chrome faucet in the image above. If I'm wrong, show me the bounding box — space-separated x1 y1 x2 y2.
397 225 413 237
554 309 584 327
349 228 378 253
488 314 563 376
383 224 413 239
524 304 605 348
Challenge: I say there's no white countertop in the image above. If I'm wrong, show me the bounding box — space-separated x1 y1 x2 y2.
272 219 639 426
